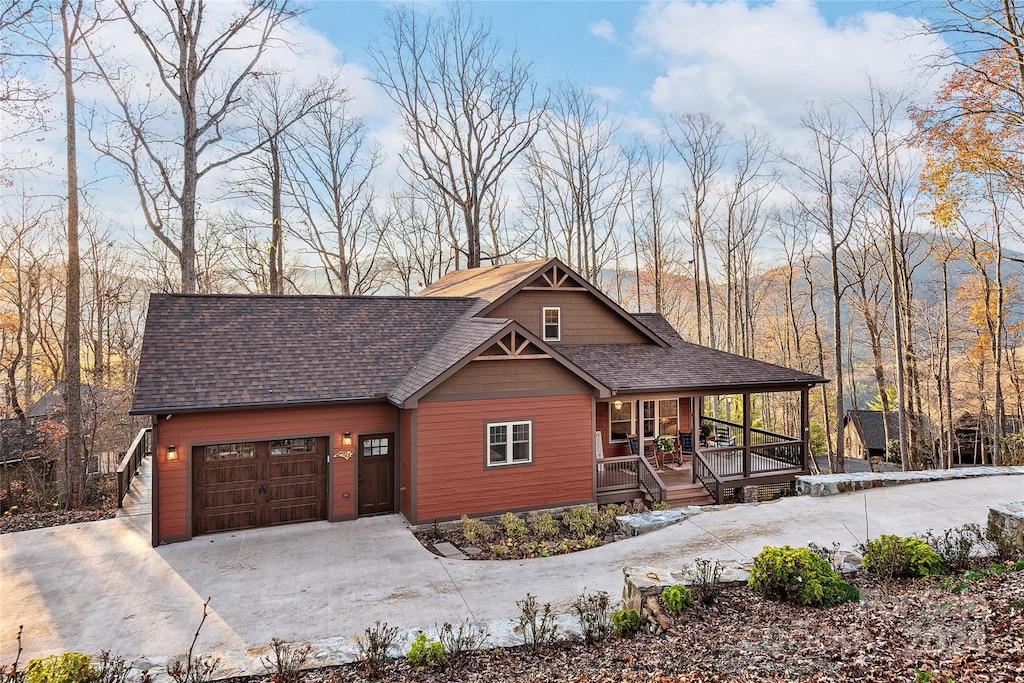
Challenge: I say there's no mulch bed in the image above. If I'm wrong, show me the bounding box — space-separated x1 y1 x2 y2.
0 508 116 534
240 569 1024 683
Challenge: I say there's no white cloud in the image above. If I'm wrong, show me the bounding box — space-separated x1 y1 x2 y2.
634 0 947 141
587 85 625 103
589 19 617 43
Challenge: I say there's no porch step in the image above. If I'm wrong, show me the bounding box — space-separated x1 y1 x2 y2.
664 482 716 507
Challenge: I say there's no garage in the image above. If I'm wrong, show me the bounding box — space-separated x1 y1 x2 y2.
192 436 328 536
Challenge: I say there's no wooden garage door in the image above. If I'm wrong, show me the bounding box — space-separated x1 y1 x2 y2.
193 437 327 536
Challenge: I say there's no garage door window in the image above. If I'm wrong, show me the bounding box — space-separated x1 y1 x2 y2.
205 442 255 460
270 438 316 455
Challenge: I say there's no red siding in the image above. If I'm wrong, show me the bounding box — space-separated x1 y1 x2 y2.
413 394 594 523
154 403 396 543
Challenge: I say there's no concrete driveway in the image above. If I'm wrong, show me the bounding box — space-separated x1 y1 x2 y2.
2 474 1022 661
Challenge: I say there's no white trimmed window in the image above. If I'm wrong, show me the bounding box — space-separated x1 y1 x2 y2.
542 307 561 341
609 401 633 442
487 420 533 466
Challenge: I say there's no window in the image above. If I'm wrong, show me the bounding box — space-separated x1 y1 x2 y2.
270 438 316 455
205 442 255 460
487 420 532 466
658 399 679 437
643 400 656 439
542 307 560 341
609 401 633 442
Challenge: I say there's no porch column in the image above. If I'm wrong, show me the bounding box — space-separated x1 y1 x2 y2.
801 387 811 471
743 391 752 478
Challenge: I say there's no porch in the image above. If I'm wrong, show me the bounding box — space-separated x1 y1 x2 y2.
595 386 813 506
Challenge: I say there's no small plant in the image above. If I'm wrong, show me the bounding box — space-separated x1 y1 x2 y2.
808 541 843 572
661 584 692 612
922 524 983 573
405 632 445 669
357 621 399 679
913 668 955 683
460 515 493 543
515 593 558 650
985 520 1023 562
168 598 219 683
690 557 724 605
261 638 311 683
563 505 597 538
498 512 528 539
436 620 488 661
25 654 95 683
862 534 945 580
2 626 25 683
610 609 643 638
527 512 559 539
652 501 671 511
748 545 860 607
570 589 611 644
94 653 129 683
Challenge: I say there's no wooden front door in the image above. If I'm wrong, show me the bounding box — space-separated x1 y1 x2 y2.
193 437 327 536
358 433 394 516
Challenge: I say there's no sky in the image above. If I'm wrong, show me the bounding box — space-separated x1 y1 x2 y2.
1 0 953 251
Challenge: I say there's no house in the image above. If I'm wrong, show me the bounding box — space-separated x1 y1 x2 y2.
952 411 1023 465
131 258 827 546
24 381 123 474
843 409 898 461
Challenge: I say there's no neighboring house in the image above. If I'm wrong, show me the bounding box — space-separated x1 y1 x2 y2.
132 258 827 546
952 412 1023 465
24 382 121 474
843 410 898 461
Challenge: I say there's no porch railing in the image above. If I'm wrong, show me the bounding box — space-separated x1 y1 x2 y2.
700 415 796 448
117 427 151 507
595 455 666 504
693 449 725 503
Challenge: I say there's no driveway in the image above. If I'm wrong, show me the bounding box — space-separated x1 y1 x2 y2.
1 474 1022 661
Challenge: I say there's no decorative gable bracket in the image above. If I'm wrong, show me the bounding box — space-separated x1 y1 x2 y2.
474 330 551 361
521 263 587 291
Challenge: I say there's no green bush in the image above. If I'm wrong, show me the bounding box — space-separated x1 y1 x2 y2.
862 534 945 579
460 515 493 543
610 609 643 638
563 506 597 539
527 512 559 539
25 654 96 683
748 545 860 607
498 512 528 539
661 584 692 612
405 632 445 668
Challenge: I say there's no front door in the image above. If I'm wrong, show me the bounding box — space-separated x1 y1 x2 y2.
358 433 394 516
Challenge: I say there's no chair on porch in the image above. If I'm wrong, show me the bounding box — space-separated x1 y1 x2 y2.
628 434 661 471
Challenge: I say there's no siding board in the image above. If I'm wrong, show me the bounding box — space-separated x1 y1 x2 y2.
489 290 647 344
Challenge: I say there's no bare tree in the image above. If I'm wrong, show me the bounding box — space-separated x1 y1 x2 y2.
369 2 545 268
379 191 459 294
88 0 301 293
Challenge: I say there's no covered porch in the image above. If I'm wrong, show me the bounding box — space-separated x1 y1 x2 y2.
595 384 814 506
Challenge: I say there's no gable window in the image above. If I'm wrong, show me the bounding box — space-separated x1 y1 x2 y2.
542 307 561 341
609 401 633 442
487 420 533 466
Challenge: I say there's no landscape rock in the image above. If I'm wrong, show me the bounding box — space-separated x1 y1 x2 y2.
796 465 1024 497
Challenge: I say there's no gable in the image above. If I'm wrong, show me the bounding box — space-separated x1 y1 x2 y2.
488 290 649 344
422 357 593 402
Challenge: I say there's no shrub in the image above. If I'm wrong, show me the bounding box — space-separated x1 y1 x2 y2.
922 524 983 573
405 632 445 669
748 545 860 607
168 599 219 683
571 589 611 644
690 557 724 605
661 584 692 612
261 638 311 683
652 501 671 511
515 593 559 650
527 512 559 539
498 512 528 539
357 621 399 679
563 505 597 538
460 515 493 543
862 534 945 579
593 505 624 536
610 609 643 638
985 520 1023 563
436 620 488 660
25 654 95 683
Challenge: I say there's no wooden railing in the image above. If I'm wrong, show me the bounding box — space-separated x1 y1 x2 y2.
595 455 666 504
117 427 151 507
700 415 795 448
692 450 725 504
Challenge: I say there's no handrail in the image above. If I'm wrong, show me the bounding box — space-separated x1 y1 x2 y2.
117 427 151 507
692 449 725 503
595 454 666 504
636 452 667 503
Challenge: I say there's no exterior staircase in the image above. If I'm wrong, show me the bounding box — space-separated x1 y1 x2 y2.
664 482 716 507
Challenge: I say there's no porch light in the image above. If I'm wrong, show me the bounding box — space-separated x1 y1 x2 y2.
166 445 177 461
343 432 352 447
612 400 623 410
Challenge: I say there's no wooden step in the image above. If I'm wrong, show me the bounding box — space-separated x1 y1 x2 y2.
664 482 716 507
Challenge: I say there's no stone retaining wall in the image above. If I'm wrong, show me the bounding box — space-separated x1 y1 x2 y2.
988 502 1024 549
797 466 1024 497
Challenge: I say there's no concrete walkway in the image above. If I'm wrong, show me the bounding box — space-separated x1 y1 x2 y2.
1 473 1022 662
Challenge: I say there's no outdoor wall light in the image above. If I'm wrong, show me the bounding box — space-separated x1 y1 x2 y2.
612 400 623 410
166 444 177 461
342 432 352 447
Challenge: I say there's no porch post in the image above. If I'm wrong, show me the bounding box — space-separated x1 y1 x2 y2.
743 391 752 478
801 387 811 471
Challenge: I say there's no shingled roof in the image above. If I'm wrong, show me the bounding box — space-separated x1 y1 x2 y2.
844 410 898 451
560 313 826 392
131 294 484 414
